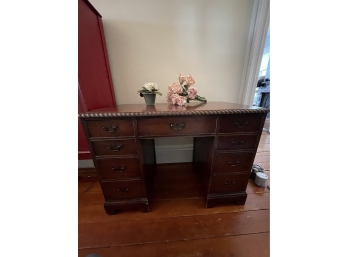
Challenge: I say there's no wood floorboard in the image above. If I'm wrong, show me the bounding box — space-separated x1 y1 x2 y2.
78 209 270 249
254 153 270 163
78 192 269 224
257 143 270 152
79 190 105 206
259 133 270 144
78 232 270 257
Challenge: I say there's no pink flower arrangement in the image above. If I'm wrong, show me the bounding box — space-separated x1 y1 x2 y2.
167 73 207 106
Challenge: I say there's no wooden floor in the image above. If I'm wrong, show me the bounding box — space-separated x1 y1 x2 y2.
78 129 270 257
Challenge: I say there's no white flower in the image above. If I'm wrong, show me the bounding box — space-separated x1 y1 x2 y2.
143 82 158 91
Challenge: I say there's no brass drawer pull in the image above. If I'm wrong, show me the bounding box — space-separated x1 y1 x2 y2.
228 160 240 166
170 122 185 131
102 124 118 133
111 165 126 172
107 144 123 152
117 187 129 192
231 140 244 146
224 181 236 186
235 122 248 129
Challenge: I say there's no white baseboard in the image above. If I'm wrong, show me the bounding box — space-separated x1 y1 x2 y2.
78 159 95 168
155 144 194 164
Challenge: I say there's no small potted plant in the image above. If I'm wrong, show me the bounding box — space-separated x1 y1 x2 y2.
138 82 162 105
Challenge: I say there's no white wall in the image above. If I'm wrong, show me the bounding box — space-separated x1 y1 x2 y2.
89 0 255 104
80 0 256 167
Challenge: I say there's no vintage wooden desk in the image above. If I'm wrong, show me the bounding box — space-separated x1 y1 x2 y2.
79 102 269 214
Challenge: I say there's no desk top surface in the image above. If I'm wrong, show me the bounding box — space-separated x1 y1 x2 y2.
79 102 269 118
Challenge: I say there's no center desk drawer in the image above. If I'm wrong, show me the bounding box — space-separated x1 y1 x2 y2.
101 180 146 200
95 157 141 180
213 152 255 174
137 116 216 136
217 135 259 151
92 139 137 156
210 173 250 193
86 119 134 138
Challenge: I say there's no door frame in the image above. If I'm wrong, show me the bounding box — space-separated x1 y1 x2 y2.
238 0 270 106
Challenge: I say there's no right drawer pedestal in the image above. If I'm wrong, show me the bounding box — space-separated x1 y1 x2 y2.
207 114 265 208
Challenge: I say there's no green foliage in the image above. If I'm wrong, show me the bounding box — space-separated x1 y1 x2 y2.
137 89 162 97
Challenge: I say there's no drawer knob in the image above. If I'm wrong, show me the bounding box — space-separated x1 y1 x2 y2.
111 165 126 172
107 144 123 152
231 140 244 146
117 187 129 192
235 122 248 129
224 181 236 186
170 122 185 131
102 124 119 133
228 160 240 166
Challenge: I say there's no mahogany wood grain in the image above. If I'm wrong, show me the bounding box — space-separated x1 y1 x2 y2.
137 116 216 137
81 102 268 115
94 157 141 180
219 114 264 133
100 180 146 200
212 151 256 174
86 119 134 138
217 134 259 151
79 102 268 213
150 163 205 200
91 139 137 156
209 173 250 193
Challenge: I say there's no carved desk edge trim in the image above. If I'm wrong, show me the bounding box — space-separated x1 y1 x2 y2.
78 108 270 118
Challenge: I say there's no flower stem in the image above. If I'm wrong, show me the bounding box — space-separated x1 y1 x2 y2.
192 95 207 103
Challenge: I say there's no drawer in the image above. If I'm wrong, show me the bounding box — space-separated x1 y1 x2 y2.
92 139 137 156
219 114 264 133
216 135 259 151
137 116 216 137
209 173 250 193
101 180 146 200
86 119 134 138
212 152 255 174
95 157 141 180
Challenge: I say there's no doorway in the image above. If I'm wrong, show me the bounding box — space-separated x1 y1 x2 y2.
253 25 270 132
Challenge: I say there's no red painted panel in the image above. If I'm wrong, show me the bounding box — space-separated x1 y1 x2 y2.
78 0 116 160
78 0 116 111
78 84 91 160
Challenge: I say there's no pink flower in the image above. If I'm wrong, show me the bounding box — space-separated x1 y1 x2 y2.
187 86 198 99
186 75 195 86
176 96 187 106
178 73 195 86
168 82 183 95
168 94 187 106
178 73 187 84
